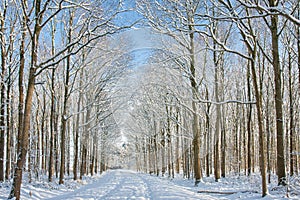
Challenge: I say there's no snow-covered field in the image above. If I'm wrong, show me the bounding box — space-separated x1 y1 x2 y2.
0 170 299 199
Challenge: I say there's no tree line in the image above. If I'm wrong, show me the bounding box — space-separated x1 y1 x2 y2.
0 0 135 199
123 0 299 197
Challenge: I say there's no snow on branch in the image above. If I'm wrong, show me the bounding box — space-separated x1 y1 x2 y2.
236 0 300 26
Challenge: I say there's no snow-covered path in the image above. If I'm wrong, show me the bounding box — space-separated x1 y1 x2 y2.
46 170 217 200
1 169 296 199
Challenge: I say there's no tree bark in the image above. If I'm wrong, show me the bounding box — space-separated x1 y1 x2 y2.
148 138 153 174
250 56 268 197
41 90 46 172
15 5 25 185
213 29 221 182
296 2 300 175
5 69 13 180
246 62 252 176
288 50 295 176
9 0 42 198
165 103 172 177
265 80 272 183
59 8 75 183
205 87 211 177
154 133 159 176
269 0 286 184
298 4 300 90
9 67 37 199
161 128 166 176
188 15 202 185
80 145 87 179
90 134 96 176
0 2 7 182
5 68 12 180
73 68 83 180
175 109 180 174
59 12 73 185
48 19 56 182
5 14 16 181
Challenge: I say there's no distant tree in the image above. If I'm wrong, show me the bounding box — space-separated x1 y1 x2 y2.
0 0 17 182
138 0 204 185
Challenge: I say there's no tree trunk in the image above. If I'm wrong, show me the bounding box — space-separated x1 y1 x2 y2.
73 68 83 180
80 145 87 179
288 51 295 176
250 56 268 197
5 72 11 180
153 121 159 176
181 118 187 178
90 134 96 176
41 90 46 172
12 6 25 187
269 1 286 184
59 10 73 184
175 109 180 174
9 67 37 199
221 127 226 177
213 36 221 182
220 63 226 178
9 0 42 197
35 100 41 179
5 70 12 180
246 63 252 176
265 80 272 183
205 88 211 177
161 128 166 176
48 19 56 182
148 138 153 174
296 4 300 175
188 15 202 185
0 3 7 182
143 140 147 173
167 129 171 177
55 112 59 178
94 145 98 175
5 19 16 181
136 137 141 172
81 105 91 179
100 138 106 174
298 5 300 90
66 120 71 176
166 104 172 177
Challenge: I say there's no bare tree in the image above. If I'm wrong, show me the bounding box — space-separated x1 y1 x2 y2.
59 8 74 185
0 0 16 182
137 0 204 185
268 0 287 185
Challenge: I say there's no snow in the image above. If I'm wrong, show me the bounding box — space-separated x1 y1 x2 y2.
0 170 299 200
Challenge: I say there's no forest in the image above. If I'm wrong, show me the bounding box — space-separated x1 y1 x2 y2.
0 0 299 199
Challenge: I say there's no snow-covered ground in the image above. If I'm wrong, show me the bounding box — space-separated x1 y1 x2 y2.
0 170 299 199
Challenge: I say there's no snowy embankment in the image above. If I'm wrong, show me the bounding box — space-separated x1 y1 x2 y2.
0 170 299 199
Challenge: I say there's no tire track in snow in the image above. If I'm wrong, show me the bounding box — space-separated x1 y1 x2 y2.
136 173 220 200
45 171 120 200
46 170 222 200
100 170 151 200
